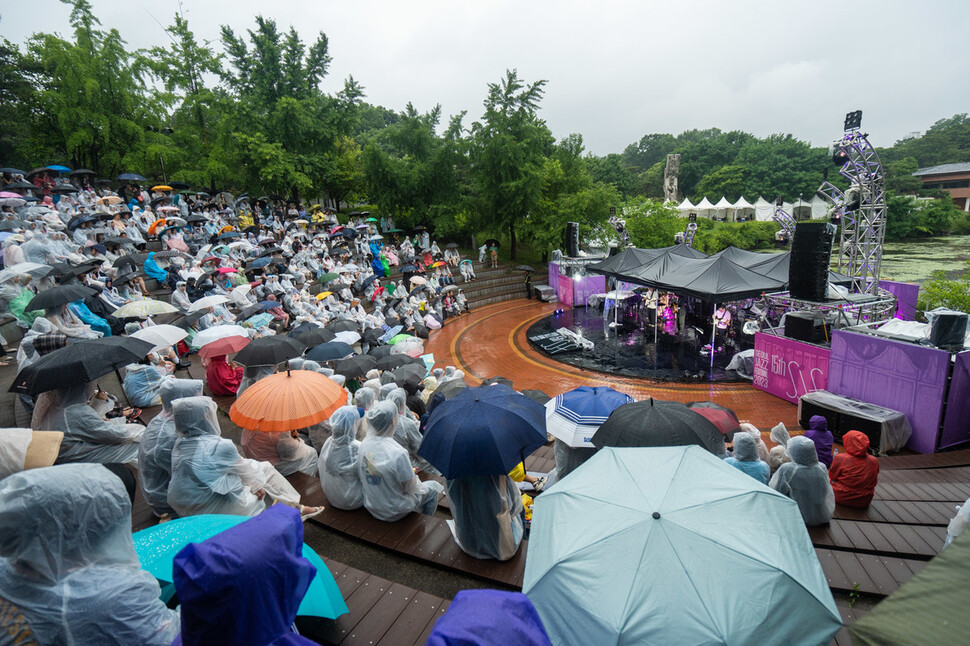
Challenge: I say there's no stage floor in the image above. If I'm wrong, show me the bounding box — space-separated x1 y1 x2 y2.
526 306 743 383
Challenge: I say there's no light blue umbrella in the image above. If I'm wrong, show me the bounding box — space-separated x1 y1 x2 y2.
133 514 348 619
523 446 841 645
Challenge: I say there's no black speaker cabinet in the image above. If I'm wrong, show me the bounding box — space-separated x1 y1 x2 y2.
799 400 883 452
784 312 827 343
789 223 834 301
565 222 580 258
930 312 968 350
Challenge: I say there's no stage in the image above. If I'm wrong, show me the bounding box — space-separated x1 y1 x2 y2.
526 306 745 383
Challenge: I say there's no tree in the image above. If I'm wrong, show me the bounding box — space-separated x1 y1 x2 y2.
884 157 922 194
319 135 363 209
622 197 682 249
921 262 970 314
0 40 42 166
586 153 639 197
470 70 553 259
696 164 746 201
884 114 970 167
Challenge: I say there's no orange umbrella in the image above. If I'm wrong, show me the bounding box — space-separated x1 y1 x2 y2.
148 218 167 235
229 370 348 432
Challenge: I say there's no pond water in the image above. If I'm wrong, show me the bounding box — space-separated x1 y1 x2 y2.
879 235 970 284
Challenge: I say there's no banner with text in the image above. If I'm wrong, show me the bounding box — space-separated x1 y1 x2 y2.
753 333 830 404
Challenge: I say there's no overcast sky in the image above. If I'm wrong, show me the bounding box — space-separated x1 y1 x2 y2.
3 0 967 155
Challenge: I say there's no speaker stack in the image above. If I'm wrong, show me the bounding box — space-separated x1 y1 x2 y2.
565 222 580 258
789 222 834 302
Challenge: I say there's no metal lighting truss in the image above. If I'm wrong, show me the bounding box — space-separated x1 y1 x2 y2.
772 205 796 235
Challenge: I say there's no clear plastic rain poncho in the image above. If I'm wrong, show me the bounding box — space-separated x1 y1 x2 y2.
554 438 597 480
357 401 443 522
769 435 835 526
32 382 144 466
0 464 179 645
737 422 769 462
387 388 434 473
240 426 318 478
122 362 166 407
445 474 525 561
137 378 204 517
768 422 791 474
318 406 364 510
167 396 268 518
237 364 276 397
724 432 770 484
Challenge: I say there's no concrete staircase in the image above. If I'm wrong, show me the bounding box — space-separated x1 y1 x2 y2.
375 260 548 309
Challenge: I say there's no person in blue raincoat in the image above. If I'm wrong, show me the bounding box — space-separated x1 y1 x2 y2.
67 299 112 336
370 254 385 278
143 251 168 283
122 354 171 407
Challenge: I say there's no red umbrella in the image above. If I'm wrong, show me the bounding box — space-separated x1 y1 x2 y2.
197 335 251 358
216 267 238 274
687 401 741 437
201 256 222 265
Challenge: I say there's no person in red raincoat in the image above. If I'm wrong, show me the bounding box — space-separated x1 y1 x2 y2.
205 354 244 396
828 430 880 508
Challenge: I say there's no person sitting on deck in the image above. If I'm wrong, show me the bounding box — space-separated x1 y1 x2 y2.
123 353 171 407
828 430 880 509
724 432 770 484
356 401 443 522
804 415 834 468
768 422 791 475
769 435 835 526
0 464 180 646
446 473 525 561
317 406 364 510
240 425 318 478
554 438 596 481
204 354 244 396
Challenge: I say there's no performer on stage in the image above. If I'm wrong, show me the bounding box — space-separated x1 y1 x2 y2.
712 305 732 349
660 295 678 335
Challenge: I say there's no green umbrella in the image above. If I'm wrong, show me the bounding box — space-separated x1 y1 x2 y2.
132 514 348 619
317 272 340 284
365 217 378 222
388 333 420 345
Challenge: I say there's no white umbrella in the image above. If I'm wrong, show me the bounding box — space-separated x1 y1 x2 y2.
335 266 353 274
113 299 178 318
409 276 427 285
187 295 229 313
544 386 634 448
333 330 361 345
191 324 250 348
369 234 383 241
131 324 188 352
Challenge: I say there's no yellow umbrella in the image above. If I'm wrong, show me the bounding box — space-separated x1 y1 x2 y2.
316 291 333 300
220 225 234 234
151 185 173 192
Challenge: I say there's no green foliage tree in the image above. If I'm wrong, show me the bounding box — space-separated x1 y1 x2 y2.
622 197 683 249
470 70 553 260
695 164 746 201
585 153 639 197
883 114 970 167
884 156 922 194
0 39 42 166
920 262 970 314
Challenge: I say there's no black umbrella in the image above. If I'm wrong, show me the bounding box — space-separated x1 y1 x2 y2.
292 327 336 347
258 247 283 258
514 265 535 273
173 311 206 330
25 284 97 312
233 336 306 367
25 168 49 177
341 229 358 239
50 185 78 194
102 236 129 246
218 231 242 240
10 336 154 395
186 214 207 224
0 167 26 175
485 239 500 249
67 169 96 175
116 173 146 182
5 181 36 190
412 320 429 339
362 328 385 346
482 376 514 388
150 197 171 208
445 242 459 249
305 341 354 363
590 398 726 455
334 354 377 379
67 216 97 231
235 304 262 321
326 320 358 333
522 389 552 405
377 354 421 371
362 274 379 289
399 264 418 273
434 378 468 400
392 363 427 387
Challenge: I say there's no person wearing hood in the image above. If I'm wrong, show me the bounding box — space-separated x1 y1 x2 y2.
386 388 435 474
171 280 192 312
237 363 275 397
170 505 318 646
138 378 205 519
143 251 168 283
828 430 879 508
240 421 318 478
804 415 834 468
318 406 364 510
725 432 770 484
769 435 835 526
205 354 244 396
768 422 791 474
0 464 180 646
122 354 169 407
357 401 443 522
446 471 525 562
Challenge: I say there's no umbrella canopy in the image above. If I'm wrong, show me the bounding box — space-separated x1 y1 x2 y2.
2 262 52 279
591 398 726 455
333 354 377 379
233 335 306 367
366 345 394 359
187 295 229 313
190 324 250 349
230 370 348 432
445 242 459 248
130 324 188 352
332 330 361 346
0 167 26 175
326 320 358 333
376 354 422 371
10 336 154 395
523 446 841 646
25 284 96 312
292 327 335 346
151 185 173 192
545 386 635 448
116 173 147 182
305 341 354 363
522 389 552 405
132 514 348 620
419 384 547 478
687 401 741 437
317 272 340 284
197 335 251 359
112 299 177 318
409 276 427 285
392 363 427 386
433 378 468 401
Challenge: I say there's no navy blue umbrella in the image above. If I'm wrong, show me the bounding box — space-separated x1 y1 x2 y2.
249 257 271 269
116 172 147 182
400 264 418 273
305 341 354 362
217 231 242 240
418 384 548 478
361 274 379 288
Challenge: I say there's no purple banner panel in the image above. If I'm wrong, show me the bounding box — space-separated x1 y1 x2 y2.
941 351 970 449
828 330 949 454
572 274 606 306
753 333 830 404
879 280 920 321
548 263 559 291
556 275 574 308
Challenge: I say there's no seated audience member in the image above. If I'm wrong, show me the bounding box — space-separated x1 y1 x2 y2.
724 432 770 484
828 430 879 508
736 422 769 462
0 464 179 645
554 438 596 480
357 401 443 521
427 590 552 646
205 354 244 396
769 436 835 526
767 422 791 474
241 426 318 477
446 473 525 561
804 415 834 468
318 406 364 510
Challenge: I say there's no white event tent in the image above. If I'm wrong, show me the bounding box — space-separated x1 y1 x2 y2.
676 195 830 222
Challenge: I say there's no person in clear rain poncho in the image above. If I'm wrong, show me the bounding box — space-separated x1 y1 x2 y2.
357 401 443 522
240 422 318 478
317 406 364 510
725 432 770 484
31 381 144 466
0 464 179 646
387 388 436 474
137 378 204 519
769 435 835 526
446 472 525 561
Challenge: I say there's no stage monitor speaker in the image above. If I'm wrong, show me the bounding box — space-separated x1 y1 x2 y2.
930 312 968 350
789 223 834 301
565 222 580 258
799 399 883 452
784 312 827 343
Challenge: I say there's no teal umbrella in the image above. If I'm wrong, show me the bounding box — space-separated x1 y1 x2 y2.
133 514 348 619
523 446 841 645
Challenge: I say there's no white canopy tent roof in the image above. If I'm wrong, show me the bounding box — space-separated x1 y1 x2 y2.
713 196 734 209
677 198 695 211
734 197 755 210
753 197 774 222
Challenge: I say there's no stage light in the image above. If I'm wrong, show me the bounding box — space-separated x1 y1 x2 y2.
844 110 863 131
832 148 849 166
